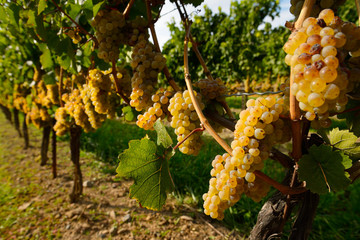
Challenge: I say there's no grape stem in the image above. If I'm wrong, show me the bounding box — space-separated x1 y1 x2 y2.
173 126 205 151
50 0 98 46
111 60 130 105
330 105 360 116
203 108 236 131
123 0 136 19
356 0 360 24
145 0 180 92
59 67 64 107
175 1 235 120
254 170 306 195
270 148 293 169
183 21 233 156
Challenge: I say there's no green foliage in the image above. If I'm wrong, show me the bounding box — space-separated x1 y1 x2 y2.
329 128 360 159
162 0 288 86
116 136 174 210
298 145 351 195
153 120 173 148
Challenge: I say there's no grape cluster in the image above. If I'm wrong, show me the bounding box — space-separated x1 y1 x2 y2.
196 77 227 101
168 90 205 155
13 96 29 114
80 84 107 129
46 84 59 105
203 96 290 220
290 0 345 19
87 69 115 115
136 87 173 130
284 9 354 127
91 9 126 62
67 29 82 44
53 107 71 136
63 89 93 133
92 9 148 62
130 40 167 111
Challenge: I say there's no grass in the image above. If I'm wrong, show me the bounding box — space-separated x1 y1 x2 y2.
77 116 360 239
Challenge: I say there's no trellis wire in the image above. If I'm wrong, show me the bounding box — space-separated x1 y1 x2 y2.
223 90 283 97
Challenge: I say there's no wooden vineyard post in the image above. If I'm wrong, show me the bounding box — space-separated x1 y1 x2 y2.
40 124 51 166
13 108 22 137
22 114 29 149
52 119 57 178
69 125 83 203
0 105 12 123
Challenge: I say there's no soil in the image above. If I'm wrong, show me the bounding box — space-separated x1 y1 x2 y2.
0 114 242 240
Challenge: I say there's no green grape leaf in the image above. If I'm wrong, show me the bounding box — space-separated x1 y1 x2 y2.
38 0 47 15
57 54 71 70
65 3 82 20
93 1 105 17
82 41 92 57
43 71 56 85
154 119 173 149
116 137 174 210
340 152 352 170
26 10 36 27
7 3 20 27
329 128 360 159
298 145 351 195
40 46 54 70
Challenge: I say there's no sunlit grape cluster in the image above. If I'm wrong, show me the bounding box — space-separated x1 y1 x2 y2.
63 89 93 133
290 0 345 19
46 84 59 105
91 9 126 62
196 77 227 101
27 104 42 129
168 90 205 155
53 107 71 136
13 96 29 114
130 40 167 111
80 84 107 129
136 88 173 130
203 96 290 220
92 9 148 62
87 69 115 115
284 9 354 128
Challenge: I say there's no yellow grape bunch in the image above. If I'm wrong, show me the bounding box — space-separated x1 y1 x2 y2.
203 96 291 220
63 89 93 133
196 77 228 101
283 9 358 128
136 87 173 130
169 90 205 155
53 107 71 136
91 9 148 62
129 39 167 111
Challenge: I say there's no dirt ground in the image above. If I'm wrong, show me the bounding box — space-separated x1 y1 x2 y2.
0 113 242 240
